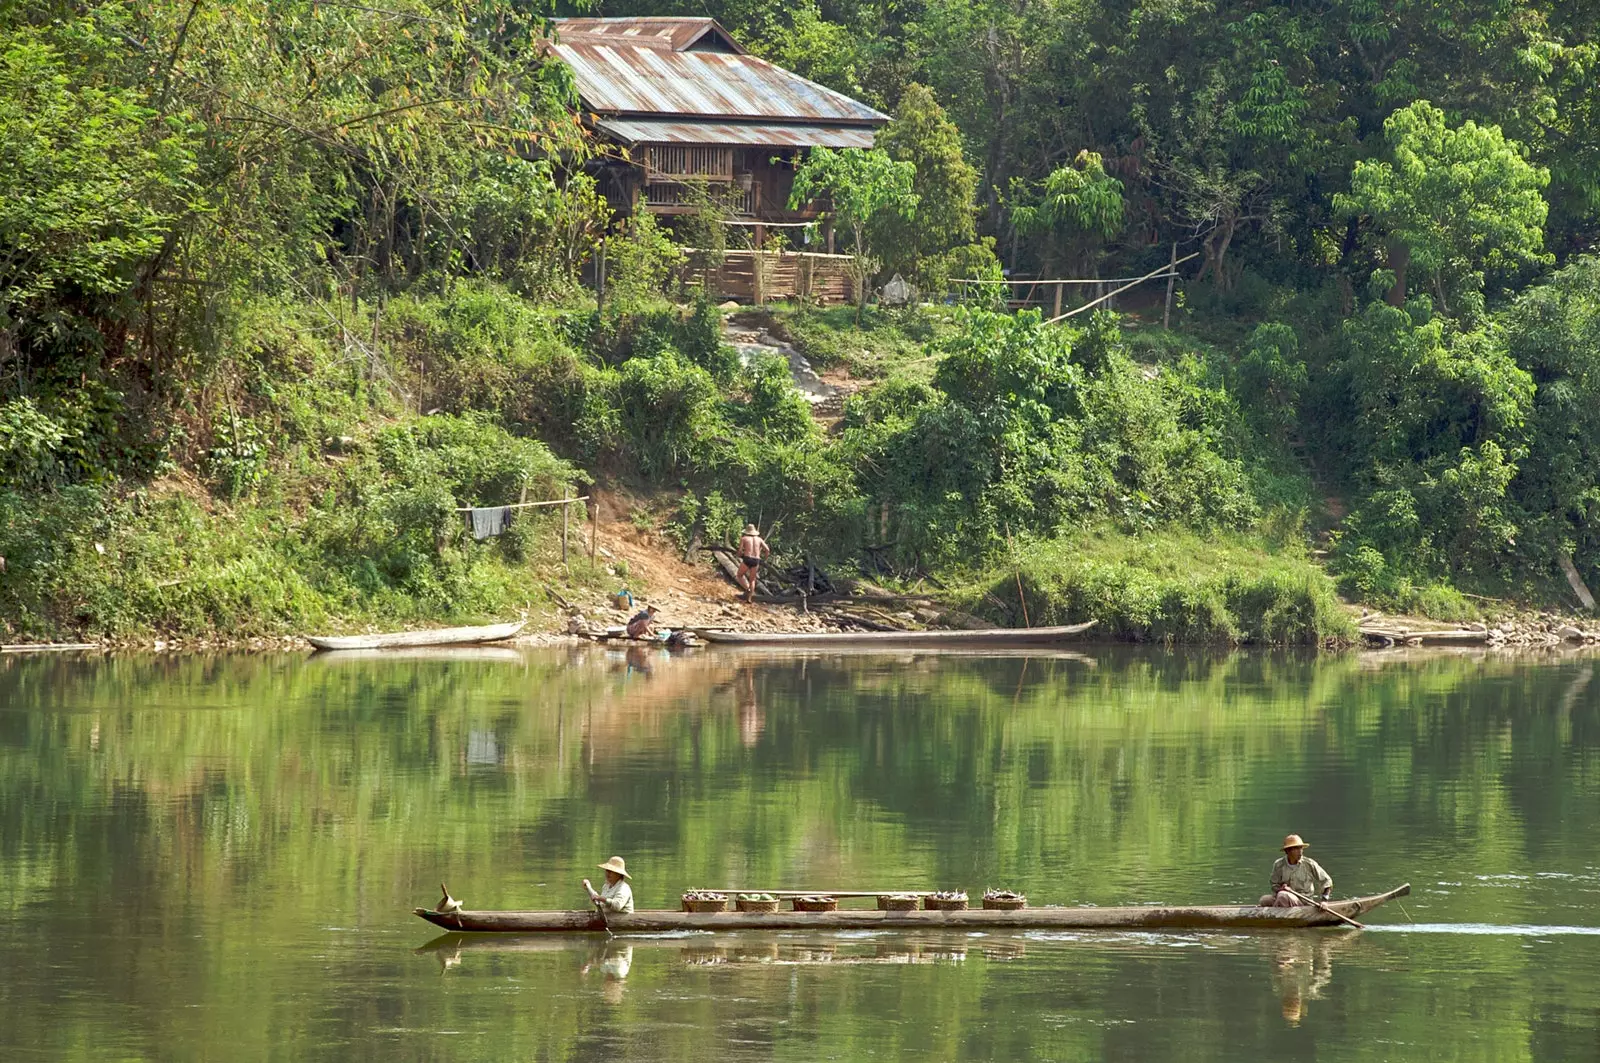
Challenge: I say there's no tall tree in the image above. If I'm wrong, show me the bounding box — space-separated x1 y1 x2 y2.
873 83 978 286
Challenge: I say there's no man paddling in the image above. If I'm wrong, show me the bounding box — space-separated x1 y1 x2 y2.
583 856 634 914
1259 834 1333 907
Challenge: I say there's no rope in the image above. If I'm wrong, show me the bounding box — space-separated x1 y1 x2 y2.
454 495 590 513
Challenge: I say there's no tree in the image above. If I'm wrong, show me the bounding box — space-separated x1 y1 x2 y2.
1010 150 1124 279
873 83 978 286
1335 101 1551 315
788 147 917 320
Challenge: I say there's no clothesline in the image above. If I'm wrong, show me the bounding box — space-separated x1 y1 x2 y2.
453 495 590 513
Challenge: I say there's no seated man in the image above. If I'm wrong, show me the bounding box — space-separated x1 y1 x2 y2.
1259 834 1333 907
625 604 658 639
583 856 634 914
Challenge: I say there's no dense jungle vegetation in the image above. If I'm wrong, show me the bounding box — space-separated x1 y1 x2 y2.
3 0 1600 642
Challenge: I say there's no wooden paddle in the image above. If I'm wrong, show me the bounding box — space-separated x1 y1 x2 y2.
1281 887 1365 929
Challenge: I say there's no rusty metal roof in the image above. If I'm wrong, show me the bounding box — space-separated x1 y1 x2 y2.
545 18 887 129
552 42 887 125
595 117 876 149
551 17 745 55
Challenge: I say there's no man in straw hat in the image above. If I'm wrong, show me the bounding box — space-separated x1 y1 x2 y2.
1259 834 1333 907
735 523 770 603
584 856 635 913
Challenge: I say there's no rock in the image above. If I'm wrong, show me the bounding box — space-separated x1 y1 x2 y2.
718 300 740 310
1557 624 1584 641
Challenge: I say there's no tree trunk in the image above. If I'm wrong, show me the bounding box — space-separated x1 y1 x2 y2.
1385 239 1409 306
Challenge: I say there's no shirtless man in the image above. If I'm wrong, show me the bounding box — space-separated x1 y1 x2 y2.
735 524 770 603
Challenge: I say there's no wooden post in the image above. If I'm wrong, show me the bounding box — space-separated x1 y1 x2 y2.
1163 241 1178 329
589 499 598 567
753 224 767 306
1052 280 1063 320
596 237 607 311
561 486 571 568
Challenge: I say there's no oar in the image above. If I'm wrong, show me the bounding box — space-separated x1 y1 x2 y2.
1281 887 1366 929
593 897 614 938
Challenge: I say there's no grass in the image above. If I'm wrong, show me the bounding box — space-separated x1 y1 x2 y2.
771 303 960 380
958 528 1356 645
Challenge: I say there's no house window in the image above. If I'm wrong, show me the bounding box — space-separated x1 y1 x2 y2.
644 145 734 181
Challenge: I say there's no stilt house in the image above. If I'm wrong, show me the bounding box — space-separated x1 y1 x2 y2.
547 17 890 302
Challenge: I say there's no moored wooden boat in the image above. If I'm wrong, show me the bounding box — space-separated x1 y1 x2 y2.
696 621 1096 648
307 620 524 651
414 883 1408 933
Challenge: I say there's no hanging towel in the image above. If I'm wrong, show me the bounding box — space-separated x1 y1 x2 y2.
467 506 515 540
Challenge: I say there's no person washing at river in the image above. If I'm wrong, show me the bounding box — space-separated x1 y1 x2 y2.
584 856 634 913
1259 834 1333 907
735 524 770 603
625 604 658 639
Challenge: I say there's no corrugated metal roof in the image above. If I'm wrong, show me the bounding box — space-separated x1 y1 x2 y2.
552 17 745 54
552 42 887 126
595 117 876 149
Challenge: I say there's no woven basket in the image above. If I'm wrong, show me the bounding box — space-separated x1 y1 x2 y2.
735 897 781 913
982 895 1027 911
877 894 920 912
924 895 969 911
791 896 839 912
682 895 728 913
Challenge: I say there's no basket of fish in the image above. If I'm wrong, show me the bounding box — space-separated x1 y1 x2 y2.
735 892 780 913
681 890 728 913
877 893 920 912
924 890 969 911
981 888 1027 911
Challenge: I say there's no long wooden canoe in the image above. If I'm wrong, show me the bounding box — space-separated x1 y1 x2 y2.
696 621 1096 648
307 620 524 651
414 883 1408 933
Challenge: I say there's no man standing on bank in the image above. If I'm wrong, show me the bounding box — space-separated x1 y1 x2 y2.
1259 834 1333 907
735 523 770 603
584 856 634 914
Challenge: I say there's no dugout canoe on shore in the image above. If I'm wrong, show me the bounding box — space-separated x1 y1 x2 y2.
414 883 1409 933
306 620 525 651
695 621 1096 648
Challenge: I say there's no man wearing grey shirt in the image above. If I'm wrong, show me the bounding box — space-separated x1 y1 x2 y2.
1259 834 1333 907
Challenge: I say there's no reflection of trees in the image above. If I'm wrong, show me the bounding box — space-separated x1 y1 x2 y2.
3 648 1599 1057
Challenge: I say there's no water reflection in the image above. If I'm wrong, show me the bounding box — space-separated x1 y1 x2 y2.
5 646 1600 1060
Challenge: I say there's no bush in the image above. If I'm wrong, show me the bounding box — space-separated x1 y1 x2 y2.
963 530 1352 645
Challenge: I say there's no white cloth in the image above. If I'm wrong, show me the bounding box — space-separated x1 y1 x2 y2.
597 878 634 913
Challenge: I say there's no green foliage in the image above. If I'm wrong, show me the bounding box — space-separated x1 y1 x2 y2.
0 397 71 489
604 208 688 309
790 147 917 316
963 530 1353 645
873 84 978 285
1010 151 1125 275
1336 101 1552 315
616 350 724 476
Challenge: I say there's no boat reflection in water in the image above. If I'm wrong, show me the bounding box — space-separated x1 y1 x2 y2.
416 930 1025 979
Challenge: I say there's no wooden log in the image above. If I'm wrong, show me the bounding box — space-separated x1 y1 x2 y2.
1359 628 1491 644
1558 552 1596 610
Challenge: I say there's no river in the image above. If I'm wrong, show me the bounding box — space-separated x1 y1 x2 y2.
2 646 1597 1060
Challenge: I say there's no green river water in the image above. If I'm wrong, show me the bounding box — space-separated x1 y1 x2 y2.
2 645 1598 1061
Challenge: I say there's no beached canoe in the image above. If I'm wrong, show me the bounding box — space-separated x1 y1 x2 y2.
696 621 1096 648
414 884 1408 933
307 620 525 651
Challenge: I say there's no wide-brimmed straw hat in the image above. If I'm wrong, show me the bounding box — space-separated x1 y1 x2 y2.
1281 834 1309 851
597 856 630 879
743 524 758 534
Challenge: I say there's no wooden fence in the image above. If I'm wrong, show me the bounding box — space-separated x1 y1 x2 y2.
688 249 857 305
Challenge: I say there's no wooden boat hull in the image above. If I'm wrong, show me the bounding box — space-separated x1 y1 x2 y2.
414 884 1408 933
307 620 524 651
697 621 1096 648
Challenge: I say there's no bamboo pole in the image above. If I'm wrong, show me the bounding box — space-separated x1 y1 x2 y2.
713 889 937 898
561 486 571 568
1162 241 1179 328
589 499 598 566
1046 252 1200 324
